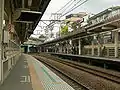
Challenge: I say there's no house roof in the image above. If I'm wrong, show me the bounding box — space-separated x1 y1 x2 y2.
89 6 120 20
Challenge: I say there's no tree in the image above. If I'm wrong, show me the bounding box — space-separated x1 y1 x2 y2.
60 25 68 35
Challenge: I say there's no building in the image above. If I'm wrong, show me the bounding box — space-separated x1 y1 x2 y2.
39 6 120 58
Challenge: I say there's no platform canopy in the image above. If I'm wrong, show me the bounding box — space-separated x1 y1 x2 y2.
5 0 51 43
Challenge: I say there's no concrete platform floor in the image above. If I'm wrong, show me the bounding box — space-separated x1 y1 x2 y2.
0 54 75 90
0 54 33 90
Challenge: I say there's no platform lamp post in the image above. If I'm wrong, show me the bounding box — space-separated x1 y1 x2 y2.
0 0 4 84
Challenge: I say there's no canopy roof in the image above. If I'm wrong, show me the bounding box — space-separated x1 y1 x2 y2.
5 0 51 43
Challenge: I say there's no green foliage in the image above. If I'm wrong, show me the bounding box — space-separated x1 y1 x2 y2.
61 25 68 35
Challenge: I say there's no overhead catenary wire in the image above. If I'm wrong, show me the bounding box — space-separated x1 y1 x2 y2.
48 0 74 29
47 0 87 33
55 0 74 13
44 0 89 38
61 0 83 14
38 1 72 38
49 0 84 27
60 0 75 14
61 0 89 17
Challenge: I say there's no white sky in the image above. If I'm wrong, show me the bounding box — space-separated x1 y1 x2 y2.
32 0 120 38
42 0 120 19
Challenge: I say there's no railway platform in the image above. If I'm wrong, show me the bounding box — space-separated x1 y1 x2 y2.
49 53 120 71
0 54 74 90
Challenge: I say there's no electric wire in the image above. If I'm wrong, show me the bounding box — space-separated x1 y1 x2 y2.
60 0 75 14
49 0 84 27
44 0 89 38
56 0 74 13
61 0 83 14
61 0 89 17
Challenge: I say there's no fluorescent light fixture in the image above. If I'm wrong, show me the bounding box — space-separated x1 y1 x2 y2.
21 10 42 14
15 21 33 23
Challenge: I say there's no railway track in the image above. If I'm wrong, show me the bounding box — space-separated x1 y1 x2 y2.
41 58 89 90
54 58 120 84
37 53 120 84
33 54 120 90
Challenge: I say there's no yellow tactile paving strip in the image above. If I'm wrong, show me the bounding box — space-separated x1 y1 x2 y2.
27 60 44 90
25 54 74 90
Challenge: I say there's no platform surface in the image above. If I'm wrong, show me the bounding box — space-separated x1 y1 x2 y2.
0 54 75 90
0 54 33 90
50 52 120 62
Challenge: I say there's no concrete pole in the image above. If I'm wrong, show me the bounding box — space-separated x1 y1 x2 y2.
79 38 81 55
0 0 4 83
114 31 118 58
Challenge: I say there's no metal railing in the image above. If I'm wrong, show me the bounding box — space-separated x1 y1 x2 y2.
2 40 21 81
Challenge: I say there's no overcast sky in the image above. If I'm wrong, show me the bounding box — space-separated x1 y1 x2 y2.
42 0 120 19
32 0 120 38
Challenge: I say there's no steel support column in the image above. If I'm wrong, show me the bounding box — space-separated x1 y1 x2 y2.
79 38 81 55
114 31 118 57
59 43 62 53
0 0 4 84
92 41 94 56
